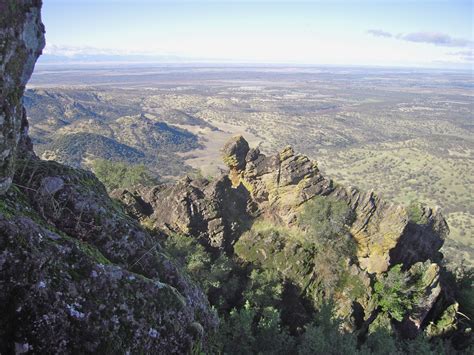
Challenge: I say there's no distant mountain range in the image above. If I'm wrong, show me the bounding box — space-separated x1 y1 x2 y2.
38 53 201 65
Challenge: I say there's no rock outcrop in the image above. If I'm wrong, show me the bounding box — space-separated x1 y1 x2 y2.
0 159 218 353
230 137 448 273
400 261 443 337
0 208 205 353
115 136 453 339
0 0 45 194
121 175 257 251
128 135 447 275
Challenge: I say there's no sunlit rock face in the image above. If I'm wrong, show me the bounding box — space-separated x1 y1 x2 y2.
222 136 447 274
123 135 447 275
0 0 45 194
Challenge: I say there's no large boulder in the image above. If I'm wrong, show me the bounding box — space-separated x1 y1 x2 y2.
0 0 45 194
222 135 249 171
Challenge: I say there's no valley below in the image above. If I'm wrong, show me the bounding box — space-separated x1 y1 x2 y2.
27 64 473 266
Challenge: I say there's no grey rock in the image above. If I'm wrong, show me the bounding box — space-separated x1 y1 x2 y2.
0 0 45 194
0 212 216 353
222 135 249 170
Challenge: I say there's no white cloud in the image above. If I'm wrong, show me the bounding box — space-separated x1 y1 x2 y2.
367 29 392 38
368 30 473 48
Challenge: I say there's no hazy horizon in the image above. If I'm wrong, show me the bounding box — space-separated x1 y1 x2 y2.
40 0 473 70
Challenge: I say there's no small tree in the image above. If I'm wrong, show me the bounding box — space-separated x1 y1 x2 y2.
298 303 358 355
243 269 283 309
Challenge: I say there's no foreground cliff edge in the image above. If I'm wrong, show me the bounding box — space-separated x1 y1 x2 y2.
0 1 471 353
0 2 216 353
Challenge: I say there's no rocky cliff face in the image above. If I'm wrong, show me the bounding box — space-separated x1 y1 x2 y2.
0 0 45 194
0 2 217 353
1 160 217 353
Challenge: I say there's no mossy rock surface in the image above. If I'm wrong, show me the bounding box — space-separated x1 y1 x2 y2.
0 212 201 353
0 152 220 352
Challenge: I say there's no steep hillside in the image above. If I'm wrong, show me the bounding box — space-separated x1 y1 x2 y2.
115 136 472 352
0 2 216 353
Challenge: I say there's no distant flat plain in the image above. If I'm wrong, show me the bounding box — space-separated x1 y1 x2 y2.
27 64 473 266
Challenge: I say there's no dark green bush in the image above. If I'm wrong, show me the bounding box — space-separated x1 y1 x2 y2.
298 303 358 355
162 233 242 311
407 200 429 224
373 264 423 321
299 195 356 256
214 302 295 355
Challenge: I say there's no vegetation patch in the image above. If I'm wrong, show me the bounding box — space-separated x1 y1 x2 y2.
91 159 158 191
373 264 424 321
407 200 429 225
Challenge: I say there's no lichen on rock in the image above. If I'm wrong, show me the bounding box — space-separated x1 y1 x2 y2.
0 0 45 194
130 136 448 276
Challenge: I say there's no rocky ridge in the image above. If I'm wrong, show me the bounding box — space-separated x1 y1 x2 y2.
116 134 454 338
127 134 448 274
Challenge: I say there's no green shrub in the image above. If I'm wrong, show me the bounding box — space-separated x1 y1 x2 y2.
213 302 295 355
215 301 256 355
361 325 399 355
162 233 242 312
91 159 157 191
299 196 356 256
298 303 358 355
243 269 283 309
254 306 296 354
373 264 423 321
407 200 429 224
163 233 211 282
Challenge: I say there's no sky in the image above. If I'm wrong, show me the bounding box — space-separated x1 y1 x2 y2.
40 0 473 69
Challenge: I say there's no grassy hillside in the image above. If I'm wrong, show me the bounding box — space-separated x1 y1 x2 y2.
25 89 202 179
